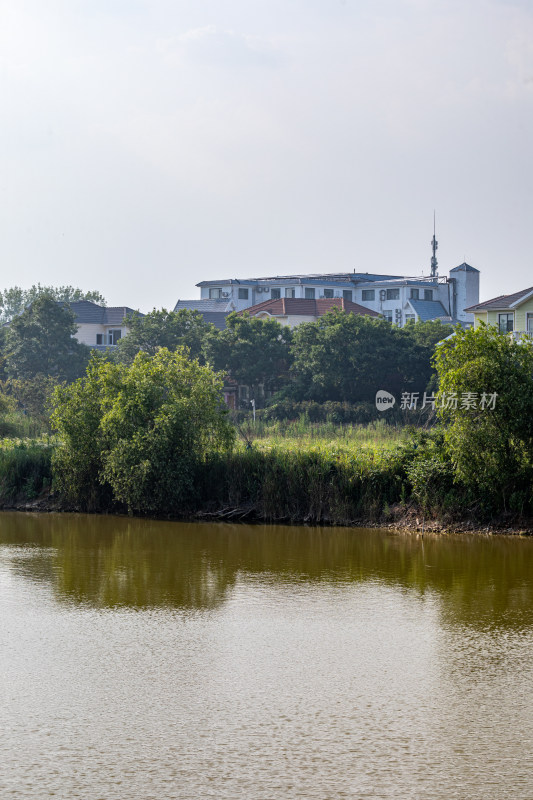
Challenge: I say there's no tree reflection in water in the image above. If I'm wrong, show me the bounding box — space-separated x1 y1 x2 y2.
1 512 533 628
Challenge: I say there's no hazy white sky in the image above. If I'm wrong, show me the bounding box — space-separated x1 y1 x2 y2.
2 0 532 310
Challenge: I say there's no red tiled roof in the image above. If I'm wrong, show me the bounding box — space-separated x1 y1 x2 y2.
239 297 380 318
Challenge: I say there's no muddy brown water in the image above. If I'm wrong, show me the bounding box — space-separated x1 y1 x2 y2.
1 512 533 799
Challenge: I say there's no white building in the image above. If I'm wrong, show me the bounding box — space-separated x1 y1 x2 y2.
61 301 142 349
182 263 479 328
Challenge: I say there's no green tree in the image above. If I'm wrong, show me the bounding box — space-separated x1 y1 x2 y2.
51 357 111 509
398 319 449 394
289 312 447 403
5 296 90 382
51 349 235 513
434 324 533 512
290 311 398 402
113 308 213 365
0 285 106 324
401 318 448 350
205 312 292 403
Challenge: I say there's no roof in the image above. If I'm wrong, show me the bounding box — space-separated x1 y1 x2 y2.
173 300 230 330
465 286 533 312
409 299 451 322
174 299 232 312
449 262 479 273
59 300 142 325
196 273 406 288
239 297 380 318
198 312 230 331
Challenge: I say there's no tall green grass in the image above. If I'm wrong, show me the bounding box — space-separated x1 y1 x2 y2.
235 416 408 453
0 408 50 440
0 422 480 525
197 444 408 524
0 443 53 504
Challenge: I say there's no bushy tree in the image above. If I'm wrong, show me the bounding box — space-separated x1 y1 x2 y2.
0 285 106 324
113 308 213 365
51 349 235 513
289 311 441 402
5 296 90 382
434 324 533 512
205 312 292 402
399 319 449 393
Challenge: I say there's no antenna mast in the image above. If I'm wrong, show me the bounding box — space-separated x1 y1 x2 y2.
430 211 438 278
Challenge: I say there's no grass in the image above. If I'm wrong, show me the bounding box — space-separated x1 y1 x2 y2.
0 442 54 504
0 408 51 441
0 409 56 503
234 416 408 455
0 416 427 523
0 435 58 450
199 442 408 524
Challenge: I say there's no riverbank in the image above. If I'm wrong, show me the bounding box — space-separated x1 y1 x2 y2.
2 441 532 536
3 490 533 537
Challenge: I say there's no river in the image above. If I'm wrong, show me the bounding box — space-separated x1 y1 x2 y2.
1 512 533 799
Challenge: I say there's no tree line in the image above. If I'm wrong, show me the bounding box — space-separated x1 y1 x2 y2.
6 321 532 522
0 288 447 425
1 286 532 522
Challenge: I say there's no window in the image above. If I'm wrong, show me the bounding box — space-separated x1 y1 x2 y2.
386 288 400 300
410 288 420 300
323 289 334 298
383 310 393 322
271 288 281 299
404 314 416 324
238 288 249 300
499 313 514 333
305 288 315 299
528 313 533 333
362 290 375 301
343 290 352 301
97 330 122 346
285 288 295 298
424 289 433 301
209 288 222 299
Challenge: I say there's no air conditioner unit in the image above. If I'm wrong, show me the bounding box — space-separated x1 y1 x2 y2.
221 292 230 298
379 290 386 301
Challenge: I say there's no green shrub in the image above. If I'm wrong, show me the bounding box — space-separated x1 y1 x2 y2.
51 349 235 514
435 324 533 515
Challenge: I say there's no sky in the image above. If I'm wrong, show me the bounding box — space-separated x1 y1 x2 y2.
2 0 532 310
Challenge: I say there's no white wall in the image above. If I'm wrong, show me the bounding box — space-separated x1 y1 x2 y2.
75 323 129 347
455 270 479 322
